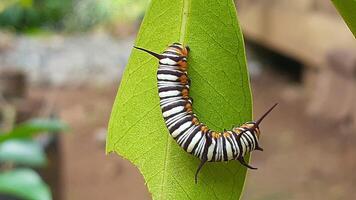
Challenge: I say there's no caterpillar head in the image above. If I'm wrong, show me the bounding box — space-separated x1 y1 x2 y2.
168 43 190 57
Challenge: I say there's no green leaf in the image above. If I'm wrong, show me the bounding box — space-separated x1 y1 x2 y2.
331 0 356 37
0 168 52 200
0 119 68 143
0 139 47 167
107 0 252 199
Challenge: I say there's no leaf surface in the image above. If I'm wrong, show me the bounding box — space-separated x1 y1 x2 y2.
107 0 252 199
332 0 356 37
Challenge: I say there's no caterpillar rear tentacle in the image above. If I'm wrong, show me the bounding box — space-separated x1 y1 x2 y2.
134 43 277 183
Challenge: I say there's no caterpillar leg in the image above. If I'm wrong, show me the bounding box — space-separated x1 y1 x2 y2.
195 158 207 184
237 157 257 170
185 45 190 52
194 134 212 184
255 146 264 151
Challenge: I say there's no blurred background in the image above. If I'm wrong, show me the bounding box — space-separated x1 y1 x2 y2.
0 0 355 199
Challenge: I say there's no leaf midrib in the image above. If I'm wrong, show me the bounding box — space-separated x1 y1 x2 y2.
159 0 190 199
179 0 190 43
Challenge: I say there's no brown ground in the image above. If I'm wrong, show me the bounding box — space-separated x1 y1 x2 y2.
30 70 356 200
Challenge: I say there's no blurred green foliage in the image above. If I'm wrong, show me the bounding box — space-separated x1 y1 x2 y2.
65 0 148 31
0 169 52 200
63 0 111 32
0 0 72 31
0 118 67 200
0 0 149 33
108 0 148 21
0 139 47 167
0 119 68 143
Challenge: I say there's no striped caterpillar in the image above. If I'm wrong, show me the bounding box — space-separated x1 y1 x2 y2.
134 43 277 183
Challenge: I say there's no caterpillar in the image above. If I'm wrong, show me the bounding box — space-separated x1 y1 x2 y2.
134 43 277 183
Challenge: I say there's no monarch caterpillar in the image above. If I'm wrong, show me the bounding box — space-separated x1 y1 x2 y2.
134 43 277 183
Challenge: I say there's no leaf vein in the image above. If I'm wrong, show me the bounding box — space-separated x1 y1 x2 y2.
113 105 159 149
